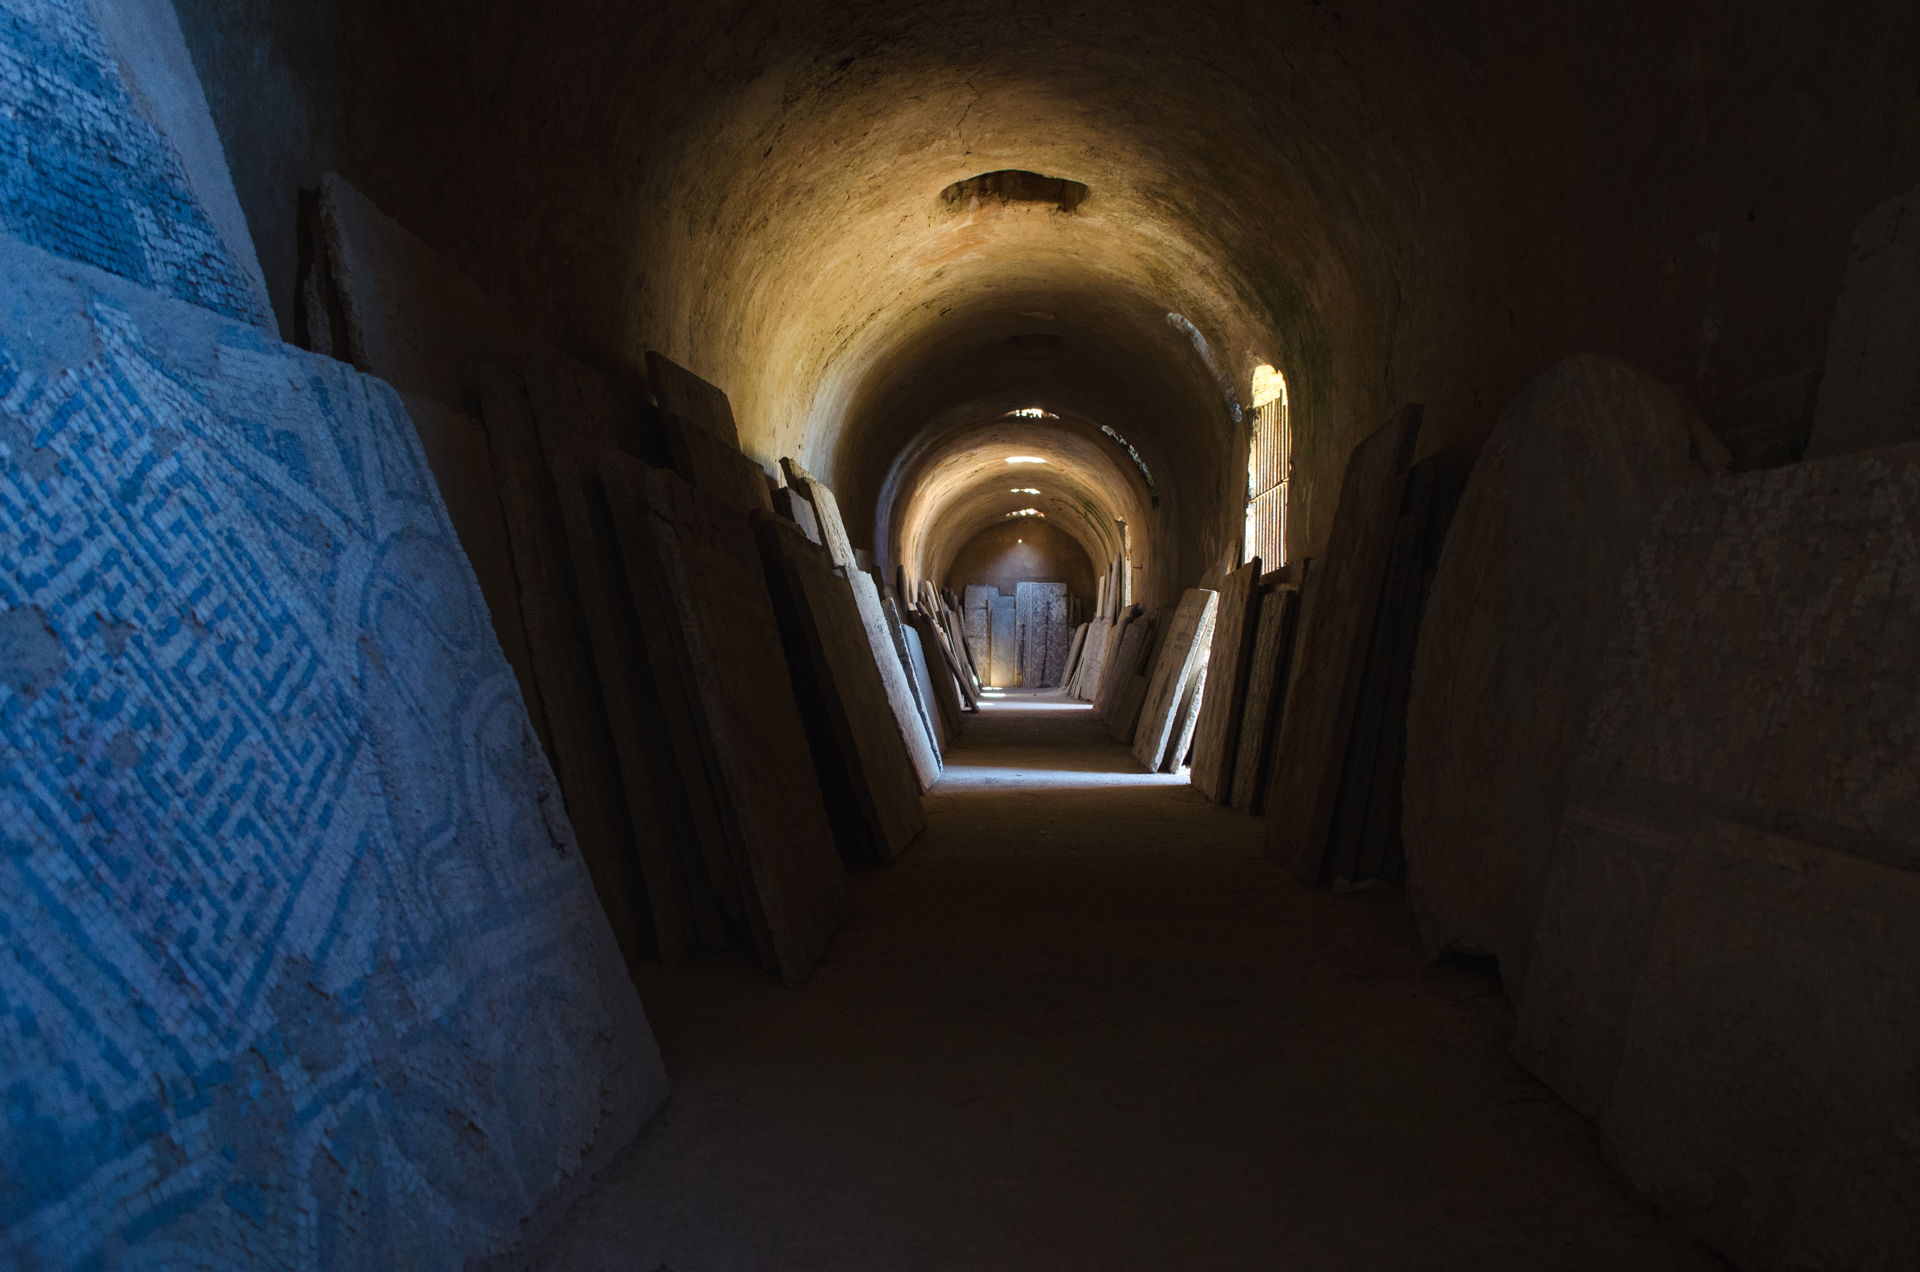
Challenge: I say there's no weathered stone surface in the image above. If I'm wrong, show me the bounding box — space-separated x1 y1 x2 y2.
780 456 859 571
531 354 724 959
850 570 942 788
0 0 270 326
311 173 532 409
756 515 926 863
962 584 995 678
1267 406 1420 882
1070 616 1111 700
0 239 662 1268
401 391 549 752
879 585 941 760
1230 582 1302 815
1191 561 1260 802
1092 608 1149 720
604 458 847 985
646 349 742 447
1132 587 1217 771
906 611 966 736
662 412 773 516
1015 580 1069 686
1403 357 1706 981
987 593 1019 688
772 484 822 542
900 620 950 751
477 366 656 966
1514 445 1920 1271
1807 183 1920 458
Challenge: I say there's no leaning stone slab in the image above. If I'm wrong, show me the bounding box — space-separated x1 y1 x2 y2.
1403 357 1707 985
0 238 662 1269
1515 444 1920 1272
604 458 847 985
1266 406 1420 882
1133 588 1218 772
1807 182 1920 458
756 515 927 863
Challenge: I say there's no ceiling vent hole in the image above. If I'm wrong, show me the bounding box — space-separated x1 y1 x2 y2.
941 170 1090 213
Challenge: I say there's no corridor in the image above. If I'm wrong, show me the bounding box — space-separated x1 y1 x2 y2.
536 695 1720 1272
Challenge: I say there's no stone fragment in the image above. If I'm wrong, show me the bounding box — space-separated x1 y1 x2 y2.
1403 357 1705 982
772 485 822 542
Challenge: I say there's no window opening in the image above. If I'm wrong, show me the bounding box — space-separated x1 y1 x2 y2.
1244 365 1291 569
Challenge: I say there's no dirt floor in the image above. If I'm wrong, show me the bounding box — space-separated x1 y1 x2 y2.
535 691 1724 1272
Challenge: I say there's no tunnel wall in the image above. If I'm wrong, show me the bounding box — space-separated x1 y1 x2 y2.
0 4 663 1263
944 519 1096 602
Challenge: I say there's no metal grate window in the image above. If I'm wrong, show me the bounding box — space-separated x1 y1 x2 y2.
1244 375 1291 568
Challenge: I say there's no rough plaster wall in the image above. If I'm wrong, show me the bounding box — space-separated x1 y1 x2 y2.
945 519 1095 602
0 237 664 1269
0 0 270 327
179 0 1920 591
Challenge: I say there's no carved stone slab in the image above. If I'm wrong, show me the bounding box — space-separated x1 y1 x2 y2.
780 455 859 572
1190 561 1261 802
477 366 653 964
987 593 1019 688
1230 582 1302 815
850 570 942 788
1403 358 1705 980
1132 588 1218 771
1016 580 1070 686
527 353 725 958
1266 406 1421 883
756 514 926 863
604 458 847 985
662 412 772 516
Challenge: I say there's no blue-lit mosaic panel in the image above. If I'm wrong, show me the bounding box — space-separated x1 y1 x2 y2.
0 241 664 1270
0 0 270 327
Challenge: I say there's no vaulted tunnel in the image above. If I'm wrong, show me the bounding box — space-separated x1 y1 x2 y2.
7 0 1920 1267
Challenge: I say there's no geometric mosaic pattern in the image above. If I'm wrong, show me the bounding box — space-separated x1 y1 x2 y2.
0 240 664 1269
0 0 271 327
